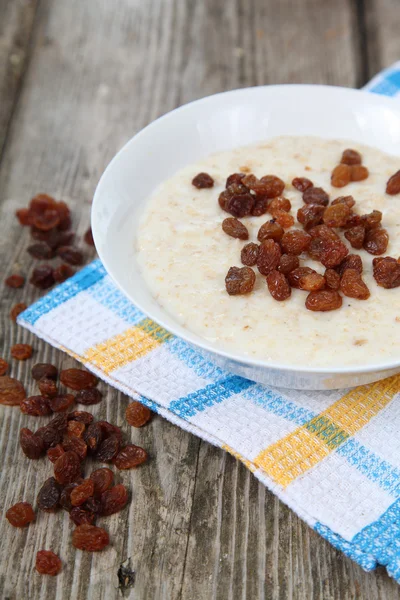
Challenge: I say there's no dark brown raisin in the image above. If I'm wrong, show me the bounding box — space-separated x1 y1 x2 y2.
126 401 152 427
288 267 325 291
226 193 255 218
305 290 343 312
20 396 51 416
218 183 249 211
360 210 382 231
114 446 148 470
226 173 245 187
373 257 400 289
97 421 123 441
340 269 370 300
344 226 365 249
60 369 98 391
70 507 96 526
243 174 285 198
280 230 311 255
31 228 75 250
303 187 329 206
60 482 80 512
62 435 88 461
297 204 325 230
99 484 129 516
36 426 63 450
222 217 249 240
32 363 58 381
292 177 313 192
30 265 54 289
10 303 27 322
241 243 259 266
277 254 300 275
324 269 341 290
48 394 75 412
266 270 291 301
332 195 356 208
67 420 86 438
20 428 45 459
268 197 291 213
11 343 33 361
351 165 369 181
251 196 269 216
84 227 95 246
47 445 65 463
386 170 400 195
83 496 102 514
256 239 282 276
37 477 61 511
68 411 94 425
72 524 109 551
323 203 352 228
71 479 95 507
0 376 26 405
75 388 102 405
27 242 55 259
90 468 114 495
35 550 62 576
341 149 362 165
53 264 75 283
225 266 256 295
96 436 120 462
0 358 9 375
57 246 84 266
47 413 70 432
38 377 58 398
192 172 214 188
363 228 389 255
257 220 284 242
84 422 103 452
308 237 349 268
6 502 35 527
5 274 25 288
55 200 71 231
54 451 81 485
335 254 363 277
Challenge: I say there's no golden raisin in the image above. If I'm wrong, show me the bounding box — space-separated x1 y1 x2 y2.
331 164 351 187
10 303 27 322
363 228 389 255
305 290 342 312
340 269 370 300
280 230 311 255
222 218 249 240
11 344 33 361
340 149 362 165
241 243 259 266
350 165 369 181
0 358 9 376
373 257 400 289
126 401 152 427
386 170 400 195
266 271 291 301
225 267 256 295
257 220 284 242
256 239 282 276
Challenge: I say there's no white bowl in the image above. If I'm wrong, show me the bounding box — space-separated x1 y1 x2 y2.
92 84 400 390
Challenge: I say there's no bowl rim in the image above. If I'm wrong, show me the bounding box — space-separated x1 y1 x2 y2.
92 83 400 376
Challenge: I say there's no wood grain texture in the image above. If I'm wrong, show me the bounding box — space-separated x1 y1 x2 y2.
364 0 400 76
0 0 400 599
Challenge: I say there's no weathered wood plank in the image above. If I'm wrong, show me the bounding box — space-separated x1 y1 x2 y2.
364 0 400 76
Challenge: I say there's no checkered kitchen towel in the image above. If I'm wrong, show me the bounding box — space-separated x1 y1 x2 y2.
18 65 400 581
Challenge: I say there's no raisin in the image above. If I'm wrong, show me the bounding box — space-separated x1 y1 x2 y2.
225 266 256 295
54 451 81 485
6 502 35 527
351 165 369 181
226 173 245 187
0 376 26 405
373 257 400 289
46 414 69 431
37 477 61 511
68 410 94 425
344 226 365 249
243 174 285 198
33 208 60 232
90 468 114 495
75 388 102 406
48 394 75 412
268 197 291 213
60 368 98 391
324 269 341 290
84 227 95 246
53 263 75 283
100 484 129 516
257 220 284 242
16 208 33 226
256 239 281 276
30 194 57 215
20 428 45 459
57 246 84 266
5 274 25 288
47 445 65 463
35 550 62 576
335 254 363 277
30 265 54 289
67 420 85 437
114 445 148 470
62 435 88 461
222 217 249 240
308 236 349 268
60 482 79 512
340 269 370 300
36 425 63 450
266 270 291 301
84 422 103 452
360 210 382 231
83 496 102 514
10 302 27 322
11 343 33 361
277 254 299 275
251 196 269 216
218 183 249 211
386 170 400 195
31 228 75 249
341 149 362 165
331 164 351 187
70 507 96 526
72 524 109 551
297 204 324 230
323 203 352 228
332 195 356 208
192 172 214 188
281 230 311 255
20 396 51 416
240 243 259 266
309 223 343 243
273 210 295 229
305 290 343 311
292 177 313 192
55 201 71 230
126 401 152 427
71 479 94 507
38 377 58 398
288 267 325 291
0 358 9 375
27 242 55 259
363 228 389 255
32 363 58 381
226 193 255 218
303 187 329 206
97 421 123 441
96 436 120 462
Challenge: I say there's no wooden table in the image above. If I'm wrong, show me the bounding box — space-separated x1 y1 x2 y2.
1 1 400 598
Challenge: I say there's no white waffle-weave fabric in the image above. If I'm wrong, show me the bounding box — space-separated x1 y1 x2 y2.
19 65 400 582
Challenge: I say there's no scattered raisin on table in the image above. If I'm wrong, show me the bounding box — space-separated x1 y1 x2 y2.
241 243 259 266
225 266 256 295
60 368 98 391
53 263 75 283
340 149 362 165
126 401 152 427
37 477 61 512
35 550 62 576
257 220 284 243
97 421 123 441
373 257 400 289
30 265 55 289
36 424 63 450
192 172 214 189
32 363 58 381
292 177 313 192
222 218 249 240
323 203 352 228
84 422 103 452
62 435 88 461
363 228 389 255
344 226 365 249
243 174 285 198
60 482 80 512
5 274 25 288
324 269 341 290
67 420 85 437
83 496 101 515
10 303 27 322
71 479 95 507
114 445 148 470
11 343 33 361
266 271 291 301
72 524 109 551
256 239 282 276
6 502 35 527
331 164 351 188
54 451 81 485
68 410 94 425
33 209 61 232
48 394 75 412
297 204 324 230
351 165 369 181
0 376 26 405
57 246 84 266
16 208 33 226
75 388 102 405
268 197 291 214
336 254 363 276
386 170 400 195
20 396 52 416
0 358 9 376
277 254 299 275
20 428 45 459
99 484 129 516
90 468 114 495
96 436 120 462
70 507 96 526
47 445 65 463
38 377 58 397
84 227 95 246
340 269 370 300
305 290 343 312
303 187 329 206
332 195 356 208
27 242 55 259
280 230 311 255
